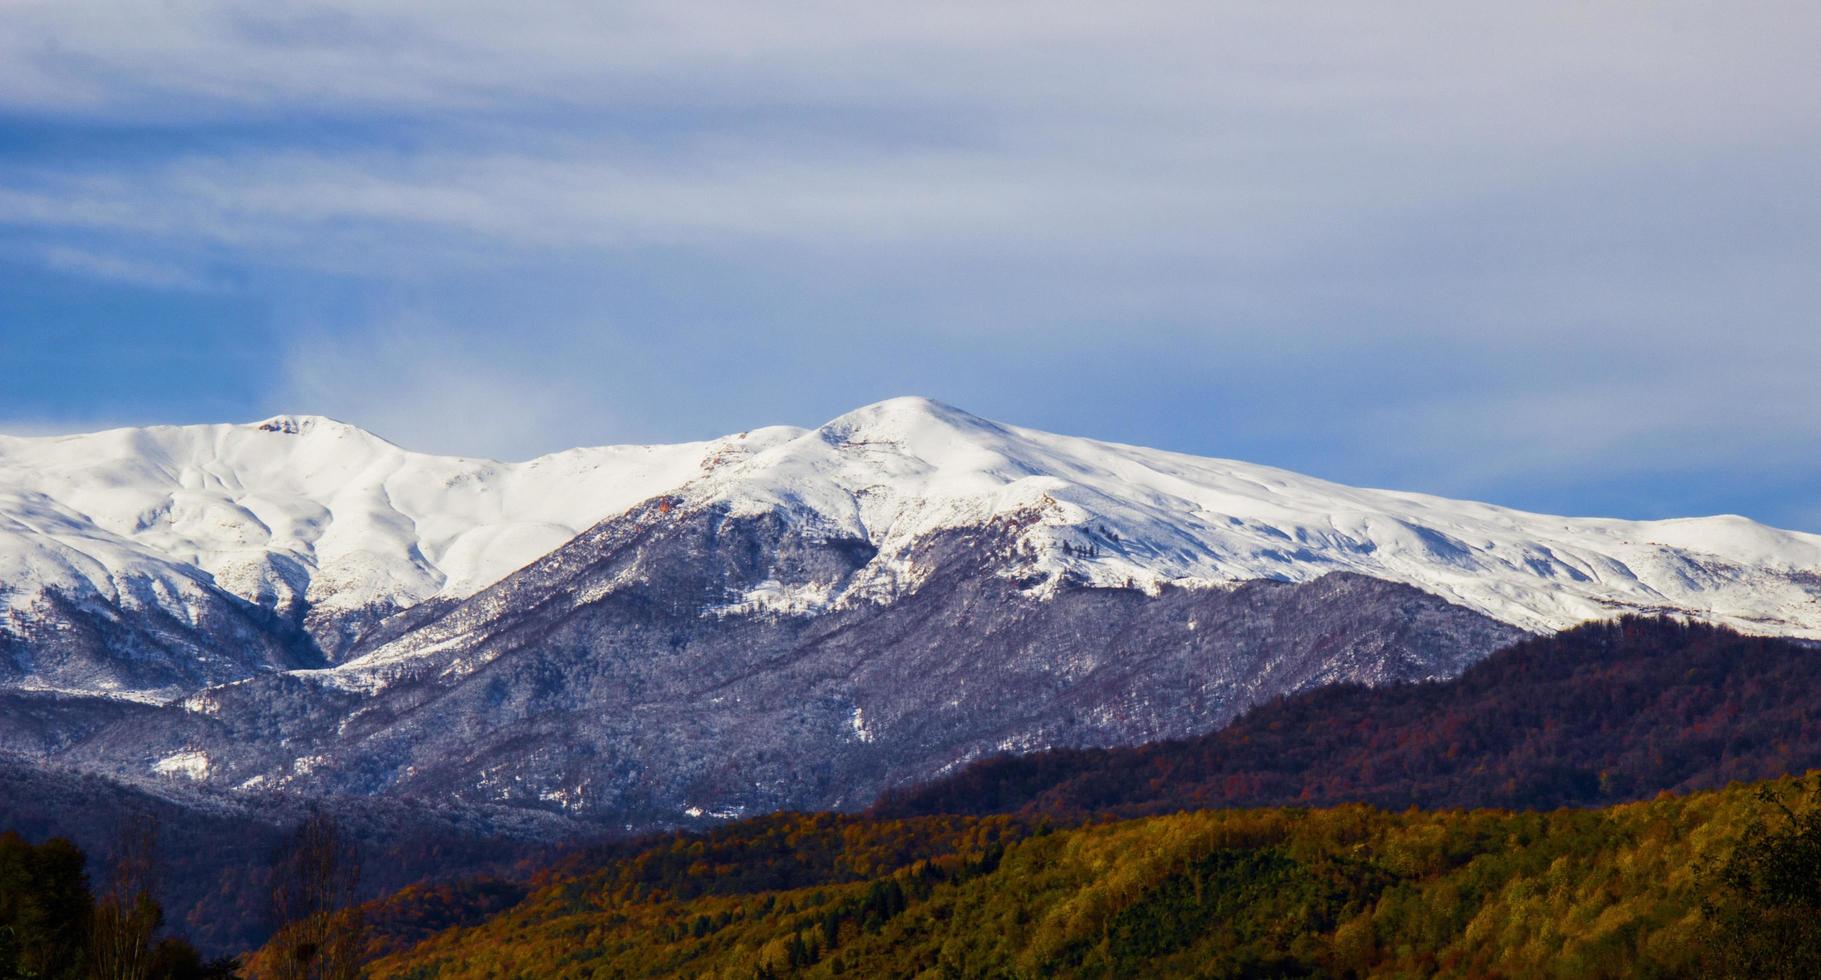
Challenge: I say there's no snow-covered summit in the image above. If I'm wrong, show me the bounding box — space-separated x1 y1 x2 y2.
0 415 709 631
4 395 1820 687
666 396 1821 635
250 414 353 436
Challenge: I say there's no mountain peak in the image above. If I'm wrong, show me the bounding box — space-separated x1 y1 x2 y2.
248 414 369 438
817 396 1002 444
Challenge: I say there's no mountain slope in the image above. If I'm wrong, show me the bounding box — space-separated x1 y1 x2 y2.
0 414 709 678
37 504 1522 824
876 617 1821 819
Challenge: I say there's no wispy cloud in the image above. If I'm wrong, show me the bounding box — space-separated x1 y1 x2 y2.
3 2 1814 262
271 320 657 459
35 244 215 290
0 2 1817 526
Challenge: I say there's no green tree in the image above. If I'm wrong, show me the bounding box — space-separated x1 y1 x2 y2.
0 831 91 979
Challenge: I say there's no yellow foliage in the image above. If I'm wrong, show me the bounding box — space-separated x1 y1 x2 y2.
362 774 1821 979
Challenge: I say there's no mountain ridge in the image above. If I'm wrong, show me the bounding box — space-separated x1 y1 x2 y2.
3 395 1818 701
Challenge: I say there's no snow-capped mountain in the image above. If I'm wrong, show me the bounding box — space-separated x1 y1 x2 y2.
628 396 1821 636
0 413 706 622
4 395 1818 828
2 396 1819 705
0 414 707 696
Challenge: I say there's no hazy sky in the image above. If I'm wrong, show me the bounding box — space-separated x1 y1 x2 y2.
2 2 1818 528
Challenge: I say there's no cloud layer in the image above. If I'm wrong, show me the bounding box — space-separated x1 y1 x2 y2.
1 2 1817 526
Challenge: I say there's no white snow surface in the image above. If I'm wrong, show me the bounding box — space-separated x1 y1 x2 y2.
5 398 1821 692
652 397 1821 638
0 414 708 621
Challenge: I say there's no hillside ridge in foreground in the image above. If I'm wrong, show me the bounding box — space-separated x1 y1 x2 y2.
877 616 1821 819
358 774 1821 978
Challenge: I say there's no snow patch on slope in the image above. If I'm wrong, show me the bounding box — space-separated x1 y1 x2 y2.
152 750 210 780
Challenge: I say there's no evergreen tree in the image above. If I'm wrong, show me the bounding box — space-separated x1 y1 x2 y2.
0 831 91 979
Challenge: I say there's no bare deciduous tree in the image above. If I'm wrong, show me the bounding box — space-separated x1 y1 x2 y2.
89 811 162 980
249 808 364 980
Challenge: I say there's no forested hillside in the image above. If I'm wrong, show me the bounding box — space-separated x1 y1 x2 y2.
0 757 558 955
0 829 232 978
365 775 1821 977
19 615 1821 973
879 617 1821 819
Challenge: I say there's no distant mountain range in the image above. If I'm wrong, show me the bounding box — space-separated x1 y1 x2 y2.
0 397 1818 833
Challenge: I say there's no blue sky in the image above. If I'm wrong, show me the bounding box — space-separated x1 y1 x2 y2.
1 2 1818 529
